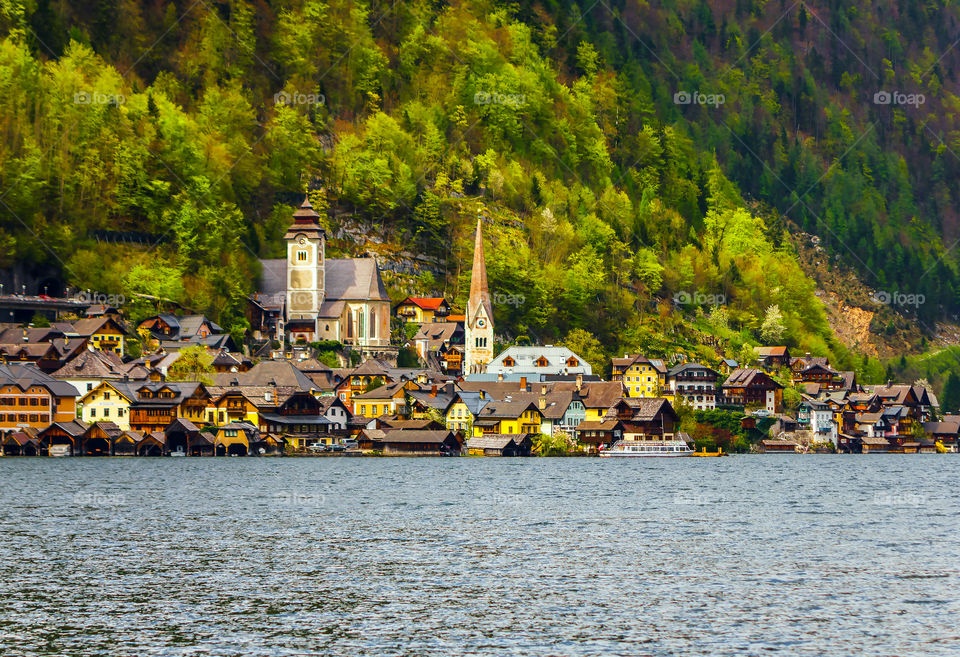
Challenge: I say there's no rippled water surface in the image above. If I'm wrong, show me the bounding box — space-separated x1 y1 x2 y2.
1 456 958 656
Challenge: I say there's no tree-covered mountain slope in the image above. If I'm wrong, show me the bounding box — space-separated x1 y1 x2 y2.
0 1 957 375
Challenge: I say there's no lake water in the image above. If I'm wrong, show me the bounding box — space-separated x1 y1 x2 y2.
0 456 958 656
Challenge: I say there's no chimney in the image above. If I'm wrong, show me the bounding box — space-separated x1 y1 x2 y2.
497 373 503 382
539 397 546 410
520 376 527 391
430 384 437 397
576 373 583 391
541 384 547 395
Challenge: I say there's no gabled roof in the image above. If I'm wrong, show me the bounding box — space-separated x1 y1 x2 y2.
488 346 593 375
755 346 789 357
603 397 678 422
398 297 449 311
476 399 541 420
51 349 127 379
578 381 626 409
211 360 318 390
0 362 79 397
72 317 125 337
611 354 667 373
722 368 784 389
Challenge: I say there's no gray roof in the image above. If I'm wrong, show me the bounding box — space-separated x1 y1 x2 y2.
257 257 389 305
0 362 79 397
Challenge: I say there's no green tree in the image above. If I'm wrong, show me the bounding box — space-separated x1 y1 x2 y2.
167 345 214 384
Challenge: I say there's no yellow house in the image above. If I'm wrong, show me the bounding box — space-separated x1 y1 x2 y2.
352 380 418 418
394 297 451 324
73 317 126 357
79 381 135 430
611 355 668 398
445 391 489 434
205 388 261 427
472 400 543 437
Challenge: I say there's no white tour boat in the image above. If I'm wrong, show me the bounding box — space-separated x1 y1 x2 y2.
599 440 694 457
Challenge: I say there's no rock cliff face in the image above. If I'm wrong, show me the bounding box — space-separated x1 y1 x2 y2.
789 231 960 357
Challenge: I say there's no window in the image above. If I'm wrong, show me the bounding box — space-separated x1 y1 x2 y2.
297 250 308 262
118 408 124 417
104 409 110 417
104 392 111 400
90 408 97 417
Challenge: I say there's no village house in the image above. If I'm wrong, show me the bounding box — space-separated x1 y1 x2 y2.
611 354 668 398
394 297 452 324
412 322 464 374
79 380 136 429
666 362 719 410
721 368 783 413
0 362 78 431
754 346 791 370
798 397 838 447
127 382 210 435
257 390 334 449
485 345 593 378
73 317 126 357
600 398 679 441
472 400 543 437
445 390 489 434
51 348 134 395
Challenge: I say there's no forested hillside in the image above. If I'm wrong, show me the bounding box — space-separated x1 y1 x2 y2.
1 1 958 375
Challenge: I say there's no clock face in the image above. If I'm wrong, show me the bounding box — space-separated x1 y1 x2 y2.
298 237 306 245
477 318 486 328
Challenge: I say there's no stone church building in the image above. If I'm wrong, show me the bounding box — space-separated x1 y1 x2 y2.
249 197 392 356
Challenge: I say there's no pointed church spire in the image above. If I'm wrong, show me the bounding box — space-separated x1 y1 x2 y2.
468 215 492 322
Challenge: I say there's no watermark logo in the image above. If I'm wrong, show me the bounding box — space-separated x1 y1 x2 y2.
473 91 526 108
873 91 925 107
274 90 325 106
673 492 724 505
673 291 726 306
473 492 525 507
870 290 924 308
74 90 126 106
874 492 926 507
289 291 315 309
76 290 126 307
492 291 525 307
73 491 126 506
674 90 725 107
273 491 326 507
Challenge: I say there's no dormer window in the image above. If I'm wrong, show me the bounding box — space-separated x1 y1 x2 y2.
503 357 516 367
535 356 549 367
566 357 579 367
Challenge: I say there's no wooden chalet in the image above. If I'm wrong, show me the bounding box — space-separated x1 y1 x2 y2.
601 398 679 440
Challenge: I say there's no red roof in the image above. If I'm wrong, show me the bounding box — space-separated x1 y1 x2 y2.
400 297 447 311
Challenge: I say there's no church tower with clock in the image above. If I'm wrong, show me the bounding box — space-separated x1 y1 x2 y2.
464 216 494 373
284 196 326 340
